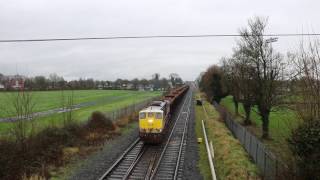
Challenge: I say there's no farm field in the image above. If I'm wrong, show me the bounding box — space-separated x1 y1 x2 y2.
0 90 161 135
220 96 300 163
0 90 160 118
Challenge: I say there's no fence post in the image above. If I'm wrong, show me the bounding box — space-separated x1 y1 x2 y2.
244 128 246 147
249 133 252 153
264 152 267 175
275 159 278 179
256 142 258 163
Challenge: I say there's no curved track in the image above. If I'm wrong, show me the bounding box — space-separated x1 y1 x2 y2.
99 90 192 180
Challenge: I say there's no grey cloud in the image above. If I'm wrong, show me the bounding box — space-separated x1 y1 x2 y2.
0 0 319 81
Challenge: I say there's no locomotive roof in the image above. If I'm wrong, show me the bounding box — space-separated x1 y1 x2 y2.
139 100 166 113
140 106 163 113
149 101 166 107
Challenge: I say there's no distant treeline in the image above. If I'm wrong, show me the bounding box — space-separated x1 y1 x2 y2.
0 73 183 91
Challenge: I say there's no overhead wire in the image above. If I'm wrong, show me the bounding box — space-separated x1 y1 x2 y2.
0 33 319 43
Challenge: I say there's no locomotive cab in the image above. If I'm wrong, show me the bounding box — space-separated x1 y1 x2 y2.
139 101 167 143
139 109 164 133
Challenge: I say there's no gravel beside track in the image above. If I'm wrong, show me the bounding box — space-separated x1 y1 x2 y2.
182 89 203 180
69 127 139 180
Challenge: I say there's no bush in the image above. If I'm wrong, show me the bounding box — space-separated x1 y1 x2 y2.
128 112 139 123
87 111 116 132
0 140 22 180
0 126 81 180
288 120 320 179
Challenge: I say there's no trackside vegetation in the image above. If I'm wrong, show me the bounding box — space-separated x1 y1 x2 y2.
197 15 320 179
0 105 141 179
195 93 260 180
220 96 299 163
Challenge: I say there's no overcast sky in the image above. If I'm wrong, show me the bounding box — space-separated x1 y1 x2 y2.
0 0 319 81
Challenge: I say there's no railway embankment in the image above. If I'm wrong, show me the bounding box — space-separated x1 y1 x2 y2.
195 92 260 180
0 108 140 180
68 123 140 180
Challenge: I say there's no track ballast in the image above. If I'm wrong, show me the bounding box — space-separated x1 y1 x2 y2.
99 91 192 180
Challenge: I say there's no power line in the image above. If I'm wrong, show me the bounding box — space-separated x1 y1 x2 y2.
0 33 320 43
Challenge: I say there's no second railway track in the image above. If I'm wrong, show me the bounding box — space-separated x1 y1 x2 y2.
99 90 192 180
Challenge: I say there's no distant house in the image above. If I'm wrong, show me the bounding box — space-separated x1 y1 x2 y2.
0 83 4 90
145 84 154 91
97 84 104 90
126 83 134 90
105 81 113 89
9 79 25 90
138 84 145 91
121 83 127 89
6 75 26 90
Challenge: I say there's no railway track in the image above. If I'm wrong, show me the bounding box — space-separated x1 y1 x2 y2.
99 91 192 180
150 92 191 180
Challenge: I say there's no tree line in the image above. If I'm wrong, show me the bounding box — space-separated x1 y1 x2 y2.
198 16 320 178
0 73 183 91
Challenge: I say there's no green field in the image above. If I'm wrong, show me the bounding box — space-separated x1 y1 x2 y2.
0 90 161 135
220 96 300 163
0 90 160 118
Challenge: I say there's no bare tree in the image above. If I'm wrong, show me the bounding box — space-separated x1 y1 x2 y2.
49 73 64 89
224 50 257 125
221 57 240 116
291 39 320 121
239 16 285 138
9 91 36 150
60 89 75 126
169 73 183 87
152 73 161 90
287 39 320 178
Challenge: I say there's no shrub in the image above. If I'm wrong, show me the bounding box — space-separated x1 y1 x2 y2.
115 117 129 128
288 120 320 179
87 111 116 132
128 112 139 123
0 140 22 180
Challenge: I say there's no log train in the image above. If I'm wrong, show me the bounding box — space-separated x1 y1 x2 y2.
138 85 189 143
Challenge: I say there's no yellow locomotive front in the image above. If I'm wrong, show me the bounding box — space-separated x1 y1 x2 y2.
139 101 168 143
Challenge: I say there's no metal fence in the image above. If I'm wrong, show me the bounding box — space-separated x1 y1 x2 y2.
213 102 297 180
104 96 160 122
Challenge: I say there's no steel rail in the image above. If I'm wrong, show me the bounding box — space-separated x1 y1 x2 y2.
144 152 158 180
150 91 192 179
174 101 191 179
122 146 148 180
98 138 142 180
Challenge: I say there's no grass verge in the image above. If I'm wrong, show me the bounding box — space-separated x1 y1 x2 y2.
195 93 260 180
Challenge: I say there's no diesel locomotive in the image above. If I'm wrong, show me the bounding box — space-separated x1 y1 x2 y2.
138 85 189 143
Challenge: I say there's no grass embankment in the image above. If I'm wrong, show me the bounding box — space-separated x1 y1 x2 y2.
195 93 260 180
220 96 299 163
0 90 161 135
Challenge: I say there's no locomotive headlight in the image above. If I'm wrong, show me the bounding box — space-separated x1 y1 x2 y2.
148 119 154 124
